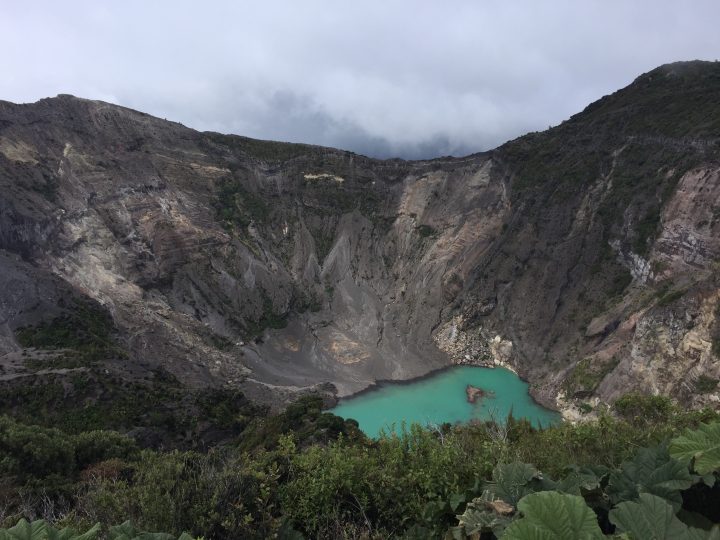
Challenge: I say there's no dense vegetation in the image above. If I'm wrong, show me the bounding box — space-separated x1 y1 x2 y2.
15 299 125 370
2 392 718 539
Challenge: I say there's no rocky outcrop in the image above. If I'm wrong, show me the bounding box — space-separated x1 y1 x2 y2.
466 385 494 404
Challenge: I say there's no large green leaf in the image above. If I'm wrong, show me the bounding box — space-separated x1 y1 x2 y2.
485 462 541 507
0 519 48 540
539 465 605 496
609 493 716 540
501 491 604 540
0 520 100 540
607 443 695 511
450 511 511 539
106 522 180 540
670 422 720 475
48 524 101 540
452 495 513 538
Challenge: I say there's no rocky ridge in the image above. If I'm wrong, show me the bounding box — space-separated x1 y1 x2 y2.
1 61 719 416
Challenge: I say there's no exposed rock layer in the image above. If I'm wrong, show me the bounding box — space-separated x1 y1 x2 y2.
1 61 719 412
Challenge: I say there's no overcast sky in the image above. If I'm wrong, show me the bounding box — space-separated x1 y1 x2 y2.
2 1 719 159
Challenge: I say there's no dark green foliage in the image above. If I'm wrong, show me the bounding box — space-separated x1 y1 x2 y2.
605 443 695 511
2 394 720 538
607 271 633 299
578 403 593 414
303 177 384 217
311 228 335 263
76 447 294 540
107 521 197 540
0 416 76 481
0 369 264 448
502 491 604 539
0 519 100 540
73 431 139 472
416 224 437 238
0 518 197 540
204 333 234 351
696 376 719 394
243 294 288 338
613 393 675 425
585 61 720 139
713 337 720 359
15 299 122 369
194 388 254 430
0 415 137 483
293 292 323 314
0 369 184 435
214 178 270 230
451 493 513 538
508 403 717 479
37 172 60 202
669 421 720 475
280 424 494 537
608 493 708 540
237 395 361 451
205 132 313 162
484 462 541 507
657 288 687 307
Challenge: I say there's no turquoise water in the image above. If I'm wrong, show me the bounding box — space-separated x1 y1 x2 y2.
331 366 560 437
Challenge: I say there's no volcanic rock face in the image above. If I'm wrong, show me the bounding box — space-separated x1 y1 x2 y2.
1 61 719 411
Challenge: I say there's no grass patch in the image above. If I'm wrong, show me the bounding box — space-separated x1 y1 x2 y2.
656 288 687 307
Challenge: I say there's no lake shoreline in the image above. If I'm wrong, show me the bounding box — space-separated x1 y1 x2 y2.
329 365 562 434
335 363 463 403
335 364 559 414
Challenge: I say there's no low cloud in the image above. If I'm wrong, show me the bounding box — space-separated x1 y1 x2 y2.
2 1 719 158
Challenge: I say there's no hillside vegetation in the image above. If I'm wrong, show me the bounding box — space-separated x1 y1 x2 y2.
1 394 719 538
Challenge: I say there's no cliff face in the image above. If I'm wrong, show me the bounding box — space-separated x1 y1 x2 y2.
1 61 719 411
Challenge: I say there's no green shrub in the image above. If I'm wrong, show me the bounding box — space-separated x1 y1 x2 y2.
0 416 76 480
4 375 720 538
613 392 675 424
213 179 270 230
695 375 718 394
281 424 493 537
0 416 137 482
416 224 436 238
73 430 138 470
578 403 593 414
15 299 123 369
79 449 286 540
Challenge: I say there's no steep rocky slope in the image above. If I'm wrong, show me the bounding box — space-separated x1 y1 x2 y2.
1 61 719 415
